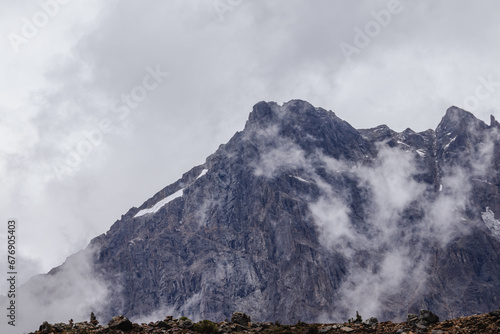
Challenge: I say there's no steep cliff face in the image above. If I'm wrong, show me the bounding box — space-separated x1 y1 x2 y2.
27 101 500 324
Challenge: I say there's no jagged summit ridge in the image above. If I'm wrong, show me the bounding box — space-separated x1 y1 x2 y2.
21 100 500 329
437 105 487 132
133 100 374 215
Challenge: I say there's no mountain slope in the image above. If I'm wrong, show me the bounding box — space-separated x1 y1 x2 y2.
22 100 500 327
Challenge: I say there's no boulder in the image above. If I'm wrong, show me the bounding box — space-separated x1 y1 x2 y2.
431 330 444 334
419 309 439 324
407 314 418 322
108 315 133 331
364 317 378 325
38 321 53 334
179 319 194 329
157 320 170 329
231 312 251 327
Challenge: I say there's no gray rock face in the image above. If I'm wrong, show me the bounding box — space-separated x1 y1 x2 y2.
25 100 500 324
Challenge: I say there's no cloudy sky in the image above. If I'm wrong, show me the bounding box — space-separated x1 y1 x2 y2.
0 0 499 292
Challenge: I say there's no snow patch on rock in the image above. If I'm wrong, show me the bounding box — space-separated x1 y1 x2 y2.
134 188 184 218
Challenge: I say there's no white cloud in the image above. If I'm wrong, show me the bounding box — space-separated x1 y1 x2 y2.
310 196 353 250
356 145 426 226
0 246 112 334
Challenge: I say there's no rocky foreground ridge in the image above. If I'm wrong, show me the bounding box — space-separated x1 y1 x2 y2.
31 308 500 334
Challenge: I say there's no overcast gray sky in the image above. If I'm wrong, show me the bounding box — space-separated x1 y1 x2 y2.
0 0 499 290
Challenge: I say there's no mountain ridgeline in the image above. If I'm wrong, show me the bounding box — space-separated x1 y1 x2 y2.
26 101 500 325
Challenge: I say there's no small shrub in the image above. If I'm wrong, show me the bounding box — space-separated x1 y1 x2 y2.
193 319 218 334
179 316 189 321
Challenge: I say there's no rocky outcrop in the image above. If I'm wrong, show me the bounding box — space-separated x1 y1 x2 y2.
108 315 133 331
231 312 251 326
29 309 500 334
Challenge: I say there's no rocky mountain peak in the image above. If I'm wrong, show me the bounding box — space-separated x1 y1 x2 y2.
436 106 487 138
244 99 333 132
245 101 280 129
243 100 375 162
17 101 500 330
